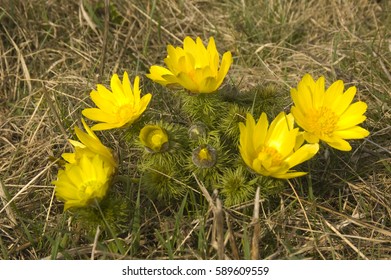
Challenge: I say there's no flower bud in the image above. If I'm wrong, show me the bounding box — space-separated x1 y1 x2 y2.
192 144 217 168
139 125 169 153
188 123 207 140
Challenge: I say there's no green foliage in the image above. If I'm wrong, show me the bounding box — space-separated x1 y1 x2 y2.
217 166 256 207
180 91 228 128
141 163 190 202
69 193 130 238
219 103 248 144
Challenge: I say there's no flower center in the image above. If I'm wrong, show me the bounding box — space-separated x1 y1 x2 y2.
82 180 101 197
307 106 339 138
117 105 134 122
257 146 283 169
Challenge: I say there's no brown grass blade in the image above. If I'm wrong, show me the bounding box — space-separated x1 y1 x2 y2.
324 219 369 260
0 179 17 226
251 186 260 260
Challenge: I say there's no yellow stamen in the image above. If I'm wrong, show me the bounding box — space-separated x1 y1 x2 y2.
257 146 283 169
83 181 99 196
307 106 339 138
117 105 133 121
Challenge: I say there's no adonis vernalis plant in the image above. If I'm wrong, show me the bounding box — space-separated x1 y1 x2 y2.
239 112 319 179
83 72 151 130
290 74 370 151
146 36 232 94
52 36 371 226
53 154 113 211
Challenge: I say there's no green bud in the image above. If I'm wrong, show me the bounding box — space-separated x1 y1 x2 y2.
188 123 208 140
192 144 217 168
139 124 169 153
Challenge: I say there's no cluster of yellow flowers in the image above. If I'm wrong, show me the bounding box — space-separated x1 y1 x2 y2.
53 36 369 210
53 74 150 210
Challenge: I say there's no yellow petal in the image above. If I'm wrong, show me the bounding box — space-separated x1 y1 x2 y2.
267 112 292 152
62 153 76 164
90 89 117 114
134 93 152 119
312 76 325 109
194 67 211 88
265 111 284 143
302 73 316 87
195 37 207 57
336 102 367 130
294 131 305 151
74 127 104 156
68 139 85 148
82 108 116 124
296 78 314 111
333 126 369 139
291 106 312 132
332 86 357 116
207 37 219 72
273 171 308 179
55 180 78 200
95 84 120 106
147 66 174 85
290 88 306 116
122 72 135 105
91 122 121 131
253 112 268 149
324 80 344 105
216 51 232 89
239 116 256 167
111 74 128 104
165 45 180 73
303 132 320 143
176 72 199 92
131 75 140 104
285 143 319 169
81 118 98 140
200 76 218 93
66 164 83 187
327 138 352 151
183 36 197 52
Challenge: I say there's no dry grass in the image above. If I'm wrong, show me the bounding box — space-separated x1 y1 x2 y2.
0 0 390 259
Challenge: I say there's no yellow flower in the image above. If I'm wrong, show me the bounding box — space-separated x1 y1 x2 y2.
146 36 232 94
82 72 152 130
290 74 370 151
192 144 217 168
139 124 169 153
239 112 319 179
53 154 113 211
62 119 117 169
